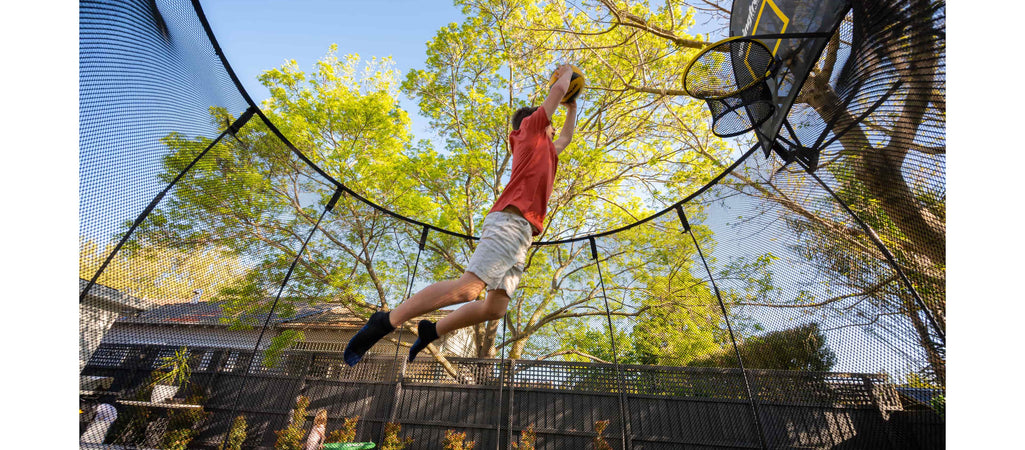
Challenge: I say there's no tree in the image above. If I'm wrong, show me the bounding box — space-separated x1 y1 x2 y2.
134 47 437 367
402 0 764 363
689 322 837 372
552 224 743 367
517 0 946 383
80 237 247 303
130 1 785 379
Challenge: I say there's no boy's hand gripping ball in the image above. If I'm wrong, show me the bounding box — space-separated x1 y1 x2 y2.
549 65 585 103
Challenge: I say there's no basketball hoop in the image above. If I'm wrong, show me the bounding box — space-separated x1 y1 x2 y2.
683 36 779 137
683 36 777 101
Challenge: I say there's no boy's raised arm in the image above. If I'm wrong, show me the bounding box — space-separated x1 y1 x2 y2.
541 64 573 121
554 100 577 155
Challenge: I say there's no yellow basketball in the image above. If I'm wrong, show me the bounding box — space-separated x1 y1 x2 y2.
548 65 585 103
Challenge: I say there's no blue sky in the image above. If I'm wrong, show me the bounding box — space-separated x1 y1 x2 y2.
77 0 469 244
201 0 467 137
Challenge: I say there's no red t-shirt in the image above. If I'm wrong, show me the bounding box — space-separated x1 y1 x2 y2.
490 108 559 236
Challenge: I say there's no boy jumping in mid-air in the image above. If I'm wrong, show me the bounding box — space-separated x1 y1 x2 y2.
343 63 580 366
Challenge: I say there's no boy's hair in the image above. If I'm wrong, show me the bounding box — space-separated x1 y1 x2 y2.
511 106 538 131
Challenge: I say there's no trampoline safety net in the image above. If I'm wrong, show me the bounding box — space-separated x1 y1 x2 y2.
79 0 945 448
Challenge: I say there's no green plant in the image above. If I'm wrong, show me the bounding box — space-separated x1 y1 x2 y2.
326 415 360 443
592 420 612 450
152 347 192 389
511 424 536 450
110 405 151 446
380 422 413 450
160 394 209 450
931 394 945 419
220 414 248 450
110 372 163 445
162 428 196 450
443 429 476 450
274 395 311 450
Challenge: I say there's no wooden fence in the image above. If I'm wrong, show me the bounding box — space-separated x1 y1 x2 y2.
80 344 944 449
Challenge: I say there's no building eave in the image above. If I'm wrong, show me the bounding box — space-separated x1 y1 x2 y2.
80 278 152 313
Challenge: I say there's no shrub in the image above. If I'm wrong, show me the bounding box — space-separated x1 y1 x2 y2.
326 415 360 443
160 394 209 450
511 424 536 450
380 422 413 450
109 405 150 446
110 371 162 445
274 395 311 450
931 394 945 419
592 420 612 450
220 414 248 450
443 429 476 450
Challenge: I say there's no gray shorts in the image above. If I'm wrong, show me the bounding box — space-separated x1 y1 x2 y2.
465 211 533 294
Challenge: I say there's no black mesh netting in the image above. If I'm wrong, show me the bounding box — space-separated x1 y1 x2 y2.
79 0 945 448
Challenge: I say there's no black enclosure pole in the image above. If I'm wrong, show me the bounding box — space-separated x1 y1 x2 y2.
381 225 430 442
80 106 257 303
218 186 343 449
589 238 633 450
677 206 768 450
388 225 430 365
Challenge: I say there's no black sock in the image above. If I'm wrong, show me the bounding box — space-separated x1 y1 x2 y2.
408 320 439 362
343 311 395 366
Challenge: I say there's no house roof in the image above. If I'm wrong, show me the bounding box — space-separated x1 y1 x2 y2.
116 301 451 330
117 301 326 327
80 278 152 313
895 387 943 405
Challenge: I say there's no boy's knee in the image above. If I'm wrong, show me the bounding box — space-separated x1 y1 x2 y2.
456 288 481 304
450 281 483 305
482 304 506 321
452 272 486 305
482 291 510 320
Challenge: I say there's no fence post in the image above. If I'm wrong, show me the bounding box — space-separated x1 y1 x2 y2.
385 366 404 426
862 375 901 449
506 358 516 450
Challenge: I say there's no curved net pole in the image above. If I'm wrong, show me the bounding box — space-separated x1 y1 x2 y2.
388 226 430 365
190 0 769 254
219 186 344 449
588 238 632 450
381 226 429 442
79 106 257 303
798 160 945 343
677 206 768 450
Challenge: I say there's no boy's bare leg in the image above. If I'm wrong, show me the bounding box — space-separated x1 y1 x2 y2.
436 288 511 335
407 288 511 361
345 271 484 366
388 271 486 327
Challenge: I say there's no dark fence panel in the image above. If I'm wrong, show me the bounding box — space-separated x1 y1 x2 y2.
511 388 624 450
891 410 945 449
756 404 894 449
629 395 759 449
394 383 505 449
83 347 942 449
